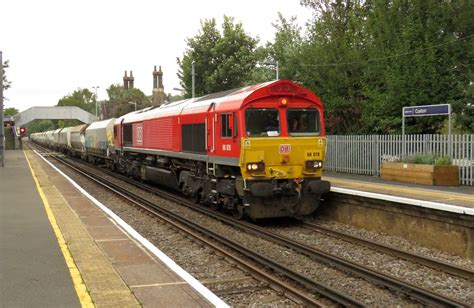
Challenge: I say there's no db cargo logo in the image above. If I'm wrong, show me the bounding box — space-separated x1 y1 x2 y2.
136 125 143 144
278 144 291 154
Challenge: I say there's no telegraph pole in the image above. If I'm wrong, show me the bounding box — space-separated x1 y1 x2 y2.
1 51 5 167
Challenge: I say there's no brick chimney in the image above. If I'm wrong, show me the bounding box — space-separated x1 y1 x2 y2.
129 71 134 88
157 66 163 89
123 70 134 89
153 65 159 89
123 70 129 89
152 65 165 106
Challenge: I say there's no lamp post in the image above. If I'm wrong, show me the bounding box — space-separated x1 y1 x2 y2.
128 101 137 111
92 86 99 119
263 60 279 80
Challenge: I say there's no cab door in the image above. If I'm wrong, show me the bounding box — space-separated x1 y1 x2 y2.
206 102 216 154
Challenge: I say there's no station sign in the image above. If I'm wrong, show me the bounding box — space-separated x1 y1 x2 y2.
403 104 450 117
401 103 452 158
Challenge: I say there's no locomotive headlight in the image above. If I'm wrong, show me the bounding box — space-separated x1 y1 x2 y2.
314 161 323 168
306 160 323 169
246 162 265 172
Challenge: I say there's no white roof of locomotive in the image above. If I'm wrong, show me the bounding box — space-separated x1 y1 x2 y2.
119 82 273 125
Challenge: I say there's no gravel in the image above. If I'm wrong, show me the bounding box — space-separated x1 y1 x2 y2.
267 219 473 304
55 159 301 307
55 158 472 306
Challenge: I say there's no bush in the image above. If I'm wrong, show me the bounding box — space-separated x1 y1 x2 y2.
434 156 452 166
402 154 452 166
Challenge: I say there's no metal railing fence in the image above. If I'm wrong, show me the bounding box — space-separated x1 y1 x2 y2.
325 134 474 186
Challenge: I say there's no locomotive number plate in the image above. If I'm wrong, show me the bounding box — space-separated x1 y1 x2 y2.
305 151 321 158
278 144 291 154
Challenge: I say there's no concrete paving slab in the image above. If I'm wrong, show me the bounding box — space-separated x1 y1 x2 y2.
0 150 81 307
26 148 221 307
25 149 140 307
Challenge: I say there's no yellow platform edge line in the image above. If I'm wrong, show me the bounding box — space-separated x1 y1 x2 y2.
24 150 95 308
324 176 474 201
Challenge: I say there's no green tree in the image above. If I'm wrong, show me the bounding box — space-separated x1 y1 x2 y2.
268 13 304 82
57 88 96 114
26 120 56 135
299 0 368 134
4 107 18 117
362 0 474 134
106 84 150 117
56 88 96 126
168 93 184 103
245 46 275 84
2 59 11 91
177 16 260 97
282 0 474 134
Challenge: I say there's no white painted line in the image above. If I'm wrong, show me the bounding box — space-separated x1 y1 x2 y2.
34 150 229 308
331 186 474 216
131 282 188 288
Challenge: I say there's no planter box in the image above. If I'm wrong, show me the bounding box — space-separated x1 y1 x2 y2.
381 162 459 186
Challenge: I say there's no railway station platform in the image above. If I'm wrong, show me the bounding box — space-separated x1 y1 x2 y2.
0 149 225 307
323 171 474 210
321 171 474 258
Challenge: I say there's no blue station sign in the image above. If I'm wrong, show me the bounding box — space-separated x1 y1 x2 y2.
403 104 450 117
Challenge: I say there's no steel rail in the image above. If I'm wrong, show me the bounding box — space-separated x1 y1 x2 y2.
91 163 469 307
46 153 362 307
32 142 469 307
302 222 474 281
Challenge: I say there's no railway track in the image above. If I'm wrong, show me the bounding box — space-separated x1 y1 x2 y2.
32 144 471 307
302 222 474 281
38 150 360 307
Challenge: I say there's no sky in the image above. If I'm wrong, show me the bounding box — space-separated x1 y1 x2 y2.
1 0 313 112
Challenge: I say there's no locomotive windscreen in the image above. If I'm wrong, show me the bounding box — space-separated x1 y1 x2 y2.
182 123 206 154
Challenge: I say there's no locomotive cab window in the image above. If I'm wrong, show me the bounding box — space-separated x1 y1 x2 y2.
221 113 232 138
245 108 280 137
287 109 320 136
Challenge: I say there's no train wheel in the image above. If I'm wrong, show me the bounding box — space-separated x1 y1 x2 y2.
210 202 220 211
232 203 245 219
189 189 202 204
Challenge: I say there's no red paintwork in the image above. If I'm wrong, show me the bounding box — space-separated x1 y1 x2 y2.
114 80 326 162
143 117 176 150
113 118 122 149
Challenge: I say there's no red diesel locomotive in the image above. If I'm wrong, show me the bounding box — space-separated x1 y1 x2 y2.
112 80 330 219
